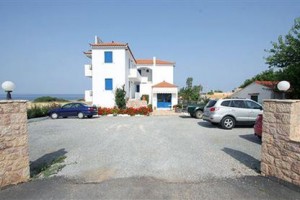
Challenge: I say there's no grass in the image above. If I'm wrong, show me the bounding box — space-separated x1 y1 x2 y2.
30 155 67 179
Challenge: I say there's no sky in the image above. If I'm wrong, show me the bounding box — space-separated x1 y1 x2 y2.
0 0 299 94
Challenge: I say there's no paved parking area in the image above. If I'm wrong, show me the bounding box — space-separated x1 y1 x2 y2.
28 115 261 182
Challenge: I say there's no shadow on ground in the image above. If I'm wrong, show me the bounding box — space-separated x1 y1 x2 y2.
197 121 219 128
30 148 67 177
239 134 262 145
222 147 261 173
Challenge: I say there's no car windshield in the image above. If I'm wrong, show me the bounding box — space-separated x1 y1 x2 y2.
206 100 217 108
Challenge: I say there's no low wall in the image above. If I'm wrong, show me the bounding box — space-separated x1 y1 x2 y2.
0 100 30 188
261 100 300 186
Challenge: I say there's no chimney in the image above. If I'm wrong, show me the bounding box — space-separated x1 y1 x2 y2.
153 56 156 66
95 36 98 44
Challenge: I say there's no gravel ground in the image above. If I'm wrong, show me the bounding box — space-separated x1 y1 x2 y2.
28 115 261 183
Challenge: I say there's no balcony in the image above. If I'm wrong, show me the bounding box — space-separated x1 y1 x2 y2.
85 90 93 102
85 64 92 77
128 68 141 82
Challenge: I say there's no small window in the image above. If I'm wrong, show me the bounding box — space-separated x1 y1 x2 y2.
105 78 113 90
136 85 140 93
104 51 113 63
221 100 230 107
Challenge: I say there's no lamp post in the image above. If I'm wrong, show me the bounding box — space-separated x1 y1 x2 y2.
1 81 16 100
277 81 290 99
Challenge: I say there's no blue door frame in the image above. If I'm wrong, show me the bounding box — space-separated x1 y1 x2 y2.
157 93 171 108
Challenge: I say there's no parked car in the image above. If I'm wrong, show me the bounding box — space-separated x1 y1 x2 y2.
48 102 97 119
203 99 263 129
254 114 263 138
187 103 206 119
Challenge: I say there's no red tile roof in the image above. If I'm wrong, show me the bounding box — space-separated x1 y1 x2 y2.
136 59 174 65
152 81 177 88
90 42 127 47
255 81 279 88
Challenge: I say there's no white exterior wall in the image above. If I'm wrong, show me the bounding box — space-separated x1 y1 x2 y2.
140 83 152 102
92 48 127 107
231 83 273 104
152 65 174 84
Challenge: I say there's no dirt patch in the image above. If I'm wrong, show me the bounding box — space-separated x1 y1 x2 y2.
81 168 116 183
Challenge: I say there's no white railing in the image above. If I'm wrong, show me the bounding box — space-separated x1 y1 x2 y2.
85 64 92 77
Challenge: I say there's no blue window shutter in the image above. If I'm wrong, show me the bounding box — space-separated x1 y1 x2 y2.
104 51 113 63
105 78 113 90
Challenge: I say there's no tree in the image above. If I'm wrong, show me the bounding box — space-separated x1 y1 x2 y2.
239 69 279 88
115 85 126 109
179 77 203 101
265 18 300 98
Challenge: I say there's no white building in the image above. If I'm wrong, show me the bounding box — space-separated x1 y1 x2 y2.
84 37 178 110
231 81 282 104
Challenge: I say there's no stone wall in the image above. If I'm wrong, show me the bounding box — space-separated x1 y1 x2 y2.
0 100 30 188
261 100 300 186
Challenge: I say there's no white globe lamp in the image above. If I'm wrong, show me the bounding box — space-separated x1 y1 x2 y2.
277 81 290 99
1 81 16 100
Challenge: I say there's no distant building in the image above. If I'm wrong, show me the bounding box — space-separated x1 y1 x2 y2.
84 37 178 109
231 81 281 104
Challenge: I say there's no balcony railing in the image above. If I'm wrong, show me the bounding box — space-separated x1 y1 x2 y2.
85 64 92 77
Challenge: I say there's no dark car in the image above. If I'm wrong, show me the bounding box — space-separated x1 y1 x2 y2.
48 102 97 119
187 103 206 119
254 114 263 138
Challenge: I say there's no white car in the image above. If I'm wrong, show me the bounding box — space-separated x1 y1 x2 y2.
203 99 263 129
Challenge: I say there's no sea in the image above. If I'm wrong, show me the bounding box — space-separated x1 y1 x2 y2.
0 94 84 101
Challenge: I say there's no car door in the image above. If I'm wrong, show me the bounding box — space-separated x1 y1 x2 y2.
245 100 263 121
230 100 250 122
60 103 74 117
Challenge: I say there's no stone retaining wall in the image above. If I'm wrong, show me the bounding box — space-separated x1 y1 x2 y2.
261 100 300 186
0 100 30 188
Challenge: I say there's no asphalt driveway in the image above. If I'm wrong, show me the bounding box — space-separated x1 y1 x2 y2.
28 115 261 182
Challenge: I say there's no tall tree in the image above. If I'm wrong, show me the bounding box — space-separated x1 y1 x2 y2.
265 18 300 98
179 77 203 101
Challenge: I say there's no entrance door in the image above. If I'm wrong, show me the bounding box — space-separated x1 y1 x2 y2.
157 93 171 108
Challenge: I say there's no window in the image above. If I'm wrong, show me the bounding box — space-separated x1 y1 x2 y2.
245 100 262 109
136 85 140 93
231 100 246 108
104 51 113 63
221 100 231 107
105 78 113 90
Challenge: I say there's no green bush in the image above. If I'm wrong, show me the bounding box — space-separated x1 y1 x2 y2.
140 94 149 104
33 96 68 103
115 86 126 109
27 103 60 119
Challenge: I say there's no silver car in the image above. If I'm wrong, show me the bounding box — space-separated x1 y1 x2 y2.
203 99 263 129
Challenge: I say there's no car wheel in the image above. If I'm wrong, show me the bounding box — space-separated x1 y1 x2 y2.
51 113 58 119
221 116 235 129
87 115 93 118
194 110 203 119
78 112 84 119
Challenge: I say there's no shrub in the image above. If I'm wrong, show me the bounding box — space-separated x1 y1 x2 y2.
115 86 126 109
140 94 149 104
33 96 68 103
97 106 152 116
27 103 60 119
